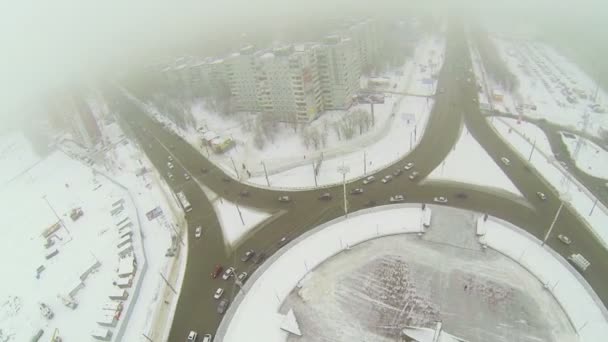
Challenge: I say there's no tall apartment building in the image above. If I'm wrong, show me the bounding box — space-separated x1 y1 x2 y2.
224 45 259 112
315 35 361 110
346 19 379 71
47 91 101 149
256 45 323 123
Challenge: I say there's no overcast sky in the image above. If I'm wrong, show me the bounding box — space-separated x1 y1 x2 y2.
0 0 605 126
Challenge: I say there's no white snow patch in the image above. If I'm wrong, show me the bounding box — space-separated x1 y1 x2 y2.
214 198 272 247
560 132 608 180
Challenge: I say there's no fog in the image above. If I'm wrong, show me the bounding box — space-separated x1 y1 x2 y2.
1 0 606 127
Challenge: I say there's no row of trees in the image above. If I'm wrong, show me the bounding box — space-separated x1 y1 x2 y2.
470 27 519 93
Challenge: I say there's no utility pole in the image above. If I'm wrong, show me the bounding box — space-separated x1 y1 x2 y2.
363 152 367 175
589 198 599 216
142 333 153 342
542 201 564 246
312 162 318 187
337 164 350 217
235 202 245 225
370 103 375 126
528 138 537 162
230 156 240 180
43 195 67 233
159 272 177 295
261 161 270 186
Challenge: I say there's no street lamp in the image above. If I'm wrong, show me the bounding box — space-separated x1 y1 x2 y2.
337 164 350 217
542 194 570 246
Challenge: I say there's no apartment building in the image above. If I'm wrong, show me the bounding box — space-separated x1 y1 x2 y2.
47 91 102 149
346 19 379 70
315 35 361 110
224 45 259 112
256 45 324 123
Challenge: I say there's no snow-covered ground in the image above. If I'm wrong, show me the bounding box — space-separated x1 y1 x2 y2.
213 198 272 247
427 123 522 196
0 119 184 341
0 133 41 185
219 205 604 341
470 36 608 138
480 216 608 340
491 117 608 247
560 132 608 180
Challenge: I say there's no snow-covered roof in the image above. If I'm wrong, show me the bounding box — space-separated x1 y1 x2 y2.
279 309 301 336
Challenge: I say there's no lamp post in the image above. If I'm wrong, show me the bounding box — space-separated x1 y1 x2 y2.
542 194 570 246
337 164 350 217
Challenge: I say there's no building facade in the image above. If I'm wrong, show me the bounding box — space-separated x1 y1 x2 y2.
224 45 259 112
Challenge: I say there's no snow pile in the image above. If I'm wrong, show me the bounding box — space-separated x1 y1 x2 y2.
213 198 272 247
427 124 522 196
220 205 426 341
481 217 608 341
560 132 608 180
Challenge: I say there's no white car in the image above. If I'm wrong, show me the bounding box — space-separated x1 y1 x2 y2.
195 226 202 238
167 161 174 169
187 331 198 342
237 272 248 282
389 195 405 203
536 191 547 200
202 335 213 342
184 173 191 180
278 196 291 203
168 155 173 162
167 172 174 180
362 176 375 185
222 267 235 280
408 171 419 180
433 196 448 203
558 234 572 245
213 288 224 300
500 157 510 166
403 162 414 170
381 175 393 184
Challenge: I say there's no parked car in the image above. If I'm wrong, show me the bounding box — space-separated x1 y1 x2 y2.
403 162 414 170
389 195 405 203
213 288 224 300
211 264 223 279
279 236 290 246
167 162 174 169
364 200 377 207
455 192 468 199
253 252 267 264
237 272 248 282
167 172 174 180
318 192 332 200
241 250 255 262
239 190 250 197
408 171 419 180
222 267 235 280
536 191 547 200
393 169 403 177
558 234 572 245
500 157 511 166
278 195 291 203
362 176 375 185
202 334 213 342
184 173 191 180
217 298 229 314
350 188 364 195
168 155 173 162
187 331 198 342
381 175 393 184
195 226 202 238
433 196 448 203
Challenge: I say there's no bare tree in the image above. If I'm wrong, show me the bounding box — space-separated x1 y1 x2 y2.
300 127 312 149
309 127 321 150
332 121 342 141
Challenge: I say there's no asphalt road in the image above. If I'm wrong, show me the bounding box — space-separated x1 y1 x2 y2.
110 21 608 342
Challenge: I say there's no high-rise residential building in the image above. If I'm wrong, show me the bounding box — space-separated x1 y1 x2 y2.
315 35 361 110
255 45 323 123
346 19 379 71
47 91 101 149
224 45 259 112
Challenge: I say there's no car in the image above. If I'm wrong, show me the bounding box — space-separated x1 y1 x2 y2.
222 267 235 280
500 157 511 166
195 226 202 238
202 334 213 342
239 190 250 197
558 234 572 245
200 167 208 174
403 162 414 170
279 236 290 246
211 264 223 279
217 298 229 314
364 200 377 207
433 196 448 203
237 272 248 282
213 288 224 300
241 249 255 262
318 192 332 200
167 172 174 180
381 175 393 184
362 176 375 185
253 252 266 264
167 162 174 169
222 176 231 182
536 191 547 200
184 173 191 180
389 195 405 203
393 169 403 177
455 192 468 199
168 155 173 162
187 331 198 342
278 195 291 203
408 171 419 180
350 188 364 195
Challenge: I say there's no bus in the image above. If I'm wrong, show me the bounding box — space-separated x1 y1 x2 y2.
176 191 192 212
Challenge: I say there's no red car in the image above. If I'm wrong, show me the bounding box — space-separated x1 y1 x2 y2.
211 264 223 279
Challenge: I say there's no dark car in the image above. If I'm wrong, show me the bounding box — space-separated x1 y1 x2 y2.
364 200 377 207
278 196 291 203
239 190 250 197
217 298 229 314
200 167 208 174
392 169 403 177
211 264 223 279
318 192 332 200
222 176 231 183
350 188 364 195
241 249 255 262
455 192 468 199
253 252 266 264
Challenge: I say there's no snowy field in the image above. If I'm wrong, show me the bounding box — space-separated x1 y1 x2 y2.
491 117 608 247
0 133 41 185
0 123 183 341
560 132 608 180
471 36 608 139
213 198 272 247
427 124 522 196
219 205 603 341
